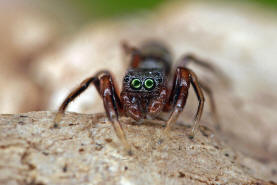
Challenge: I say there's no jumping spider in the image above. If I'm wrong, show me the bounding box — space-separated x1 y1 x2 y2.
54 41 222 152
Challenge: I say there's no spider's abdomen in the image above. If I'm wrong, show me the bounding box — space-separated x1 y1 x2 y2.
137 41 172 75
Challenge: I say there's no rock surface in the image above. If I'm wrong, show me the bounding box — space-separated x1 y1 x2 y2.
29 1 277 165
1 1 277 184
0 111 276 185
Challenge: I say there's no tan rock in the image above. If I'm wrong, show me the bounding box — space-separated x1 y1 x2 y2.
30 2 277 164
0 111 275 184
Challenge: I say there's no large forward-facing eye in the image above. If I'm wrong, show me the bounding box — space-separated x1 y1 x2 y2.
144 78 155 90
130 78 142 90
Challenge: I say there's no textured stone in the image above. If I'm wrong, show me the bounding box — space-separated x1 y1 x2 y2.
0 111 275 184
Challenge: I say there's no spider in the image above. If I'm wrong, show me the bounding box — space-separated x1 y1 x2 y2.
54 41 223 153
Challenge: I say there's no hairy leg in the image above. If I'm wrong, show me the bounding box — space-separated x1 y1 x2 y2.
189 70 205 138
54 71 131 153
54 72 102 127
178 54 230 87
121 41 143 68
164 67 190 133
178 54 222 130
164 67 205 139
199 82 220 130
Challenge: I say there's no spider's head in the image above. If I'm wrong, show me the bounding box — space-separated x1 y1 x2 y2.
122 68 165 96
120 68 166 120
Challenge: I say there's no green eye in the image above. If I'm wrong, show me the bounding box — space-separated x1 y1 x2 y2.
144 78 155 90
130 78 142 89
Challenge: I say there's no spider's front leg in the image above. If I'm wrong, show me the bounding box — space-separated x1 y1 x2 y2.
54 71 131 153
164 67 205 139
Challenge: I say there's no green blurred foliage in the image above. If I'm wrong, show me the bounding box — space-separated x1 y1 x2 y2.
70 0 165 20
69 0 277 20
56 0 277 27
252 0 277 8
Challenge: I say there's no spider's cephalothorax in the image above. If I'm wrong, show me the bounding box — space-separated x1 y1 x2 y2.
121 68 167 120
54 40 221 153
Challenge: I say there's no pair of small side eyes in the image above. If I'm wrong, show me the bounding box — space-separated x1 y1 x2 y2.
130 78 155 90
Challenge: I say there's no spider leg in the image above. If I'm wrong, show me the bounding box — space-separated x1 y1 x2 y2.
199 82 221 130
164 67 190 133
189 70 205 138
54 73 101 127
121 41 143 68
54 70 107 126
164 67 205 139
121 41 136 54
178 54 230 87
54 71 131 153
178 54 222 130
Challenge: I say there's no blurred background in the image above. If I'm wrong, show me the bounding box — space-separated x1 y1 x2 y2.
0 0 277 181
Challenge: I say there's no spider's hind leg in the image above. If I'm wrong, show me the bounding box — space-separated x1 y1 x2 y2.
177 54 230 86
121 41 143 68
198 82 221 130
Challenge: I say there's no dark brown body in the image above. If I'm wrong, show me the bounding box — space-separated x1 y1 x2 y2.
54 41 221 153
121 68 168 120
120 41 191 122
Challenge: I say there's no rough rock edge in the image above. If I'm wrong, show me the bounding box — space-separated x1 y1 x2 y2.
0 111 275 185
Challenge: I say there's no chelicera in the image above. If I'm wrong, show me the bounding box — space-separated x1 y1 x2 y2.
54 41 221 153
